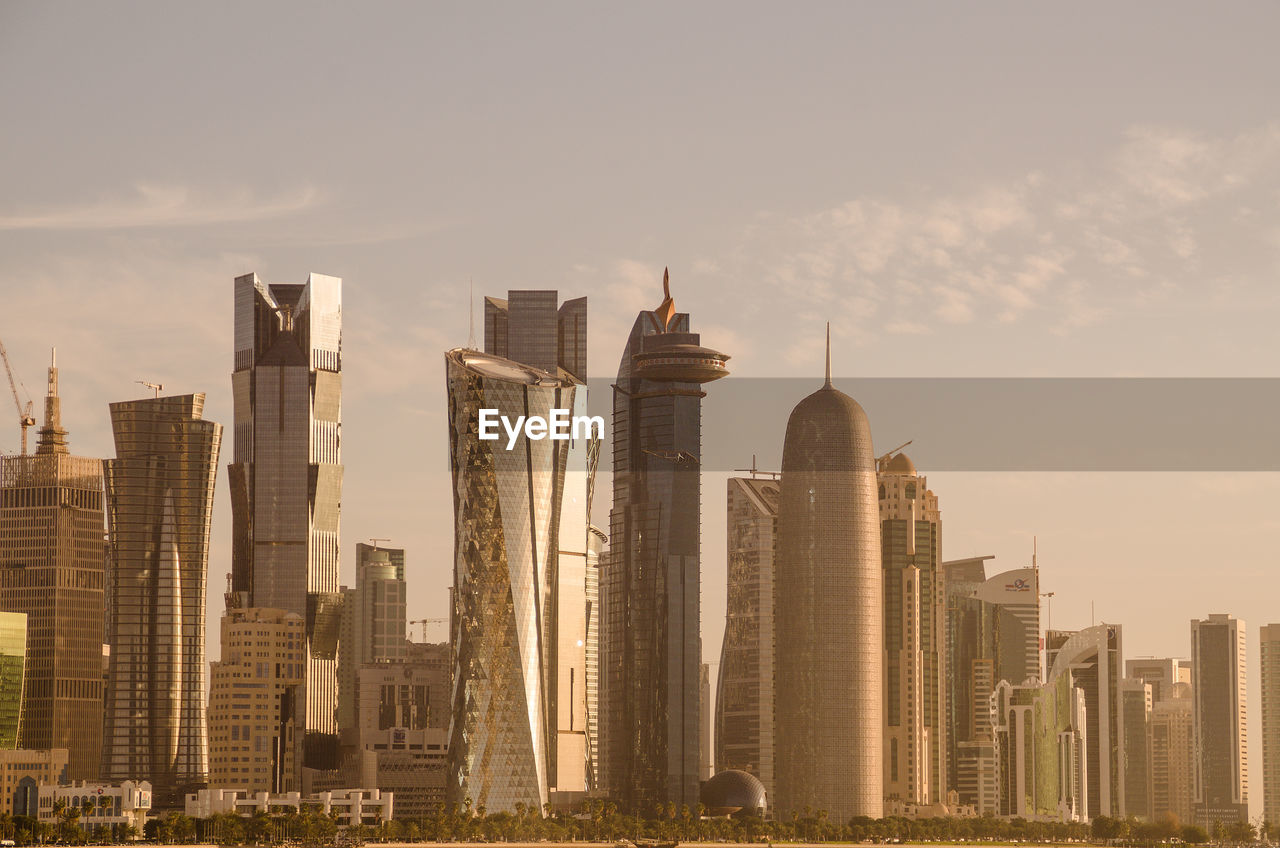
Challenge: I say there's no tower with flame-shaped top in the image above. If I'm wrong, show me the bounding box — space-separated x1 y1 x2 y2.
774 325 883 820
600 269 728 809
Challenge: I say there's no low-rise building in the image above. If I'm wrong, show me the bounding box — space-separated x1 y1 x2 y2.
185 787 391 826
38 780 151 832
0 748 68 816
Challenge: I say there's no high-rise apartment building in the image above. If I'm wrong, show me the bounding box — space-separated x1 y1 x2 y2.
101 393 222 805
0 355 104 780
879 453 945 806
228 273 344 775
1260 624 1280 827
601 273 728 810
1127 658 1193 705
774 332 881 821
0 612 25 749
1121 678 1153 821
715 475 779 804
1150 682 1195 824
585 525 605 791
207 607 305 793
338 544 407 732
1191 614 1248 828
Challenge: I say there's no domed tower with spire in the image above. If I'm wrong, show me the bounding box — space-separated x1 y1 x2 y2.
774 325 883 820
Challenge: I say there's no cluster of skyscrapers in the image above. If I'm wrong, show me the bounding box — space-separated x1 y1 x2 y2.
0 269 1278 833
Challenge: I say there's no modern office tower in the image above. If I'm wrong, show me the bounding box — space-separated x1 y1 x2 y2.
0 612 25 748
715 475 780 804
1191 614 1249 828
101 393 222 805
1151 682 1195 824
601 272 728 810
445 334 595 812
943 557 1040 809
1261 624 1280 827
347 644 451 819
1126 658 1194 705
0 354 104 781
208 608 305 794
228 273 344 775
484 291 587 381
585 525 605 791
699 664 712 780
1121 678 1153 820
1043 625 1125 819
338 544 407 732
879 453 945 806
774 331 881 821
993 664 1090 822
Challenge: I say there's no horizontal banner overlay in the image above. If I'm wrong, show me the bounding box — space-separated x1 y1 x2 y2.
483 377 1280 473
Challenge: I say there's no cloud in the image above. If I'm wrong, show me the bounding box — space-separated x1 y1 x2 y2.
0 183 321 230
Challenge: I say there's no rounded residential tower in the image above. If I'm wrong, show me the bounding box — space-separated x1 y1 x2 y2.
774 328 882 821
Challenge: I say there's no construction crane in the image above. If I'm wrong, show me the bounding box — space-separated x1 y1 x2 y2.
136 380 163 398
367 537 392 548
0 337 36 455
875 439 913 471
409 618 447 642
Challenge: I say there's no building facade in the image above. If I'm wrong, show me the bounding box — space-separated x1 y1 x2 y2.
228 273 344 777
101 393 221 806
1150 682 1195 824
0 612 26 749
879 453 945 806
1261 624 1280 828
0 747 67 816
208 607 305 794
600 273 728 810
1126 658 1194 706
1191 614 1248 828
1120 678 1153 821
715 475 779 804
39 780 152 832
0 356 105 780
774 335 882 821
338 544 407 733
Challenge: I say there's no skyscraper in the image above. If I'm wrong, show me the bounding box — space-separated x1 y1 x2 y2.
1150 682 1195 824
774 330 882 821
1191 614 1248 828
585 525 605 791
879 452 945 806
0 612 26 749
101 393 222 805
1121 678 1153 821
207 607 304 793
1126 658 1194 706
715 475 779 804
1261 624 1280 827
0 354 104 780
228 273 344 775
600 272 728 809
338 543 407 733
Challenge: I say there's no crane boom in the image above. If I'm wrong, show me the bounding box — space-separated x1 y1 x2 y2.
0 337 36 455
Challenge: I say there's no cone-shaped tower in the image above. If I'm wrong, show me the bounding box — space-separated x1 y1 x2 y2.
774 328 882 820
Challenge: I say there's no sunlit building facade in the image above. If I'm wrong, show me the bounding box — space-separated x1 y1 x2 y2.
1121 677 1153 820
101 393 222 805
338 544 407 733
715 475 779 804
774 337 882 821
1150 682 1196 825
1191 614 1248 828
0 612 26 749
0 356 105 781
1261 624 1280 828
228 273 344 777
600 273 728 810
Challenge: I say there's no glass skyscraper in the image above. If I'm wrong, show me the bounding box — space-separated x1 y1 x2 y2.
0 354 104 780
600 272 728 810
337 543 407 732
0 612 26 749
228 273 344 776
1191 613 1249 828
774 334 882 821
100 393 222 806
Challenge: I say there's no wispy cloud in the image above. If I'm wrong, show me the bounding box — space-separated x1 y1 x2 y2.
0 183 322 230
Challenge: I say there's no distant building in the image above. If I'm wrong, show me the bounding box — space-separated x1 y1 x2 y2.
1121 678 1153 820
774 330 881 821
1150 682 1195 825
0 612 26 748
101 393 222 806
585 526 605 791
715 475 779 803
1261 624 1280 827
992 671 1088 822
228 273 344 777
0 747 68 816
1126 657 1194 705
0 354 104 780
1191 614 1248 828
338 543 407 733
879 453 945 806
700 663 712 781
39 780 151 832
208 608 305 794
185 787 391 827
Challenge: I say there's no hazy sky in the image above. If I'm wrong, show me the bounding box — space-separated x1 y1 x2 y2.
4 2 1280 815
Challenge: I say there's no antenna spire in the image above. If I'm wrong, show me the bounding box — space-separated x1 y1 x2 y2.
467 277 476 350
824 322 832 387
